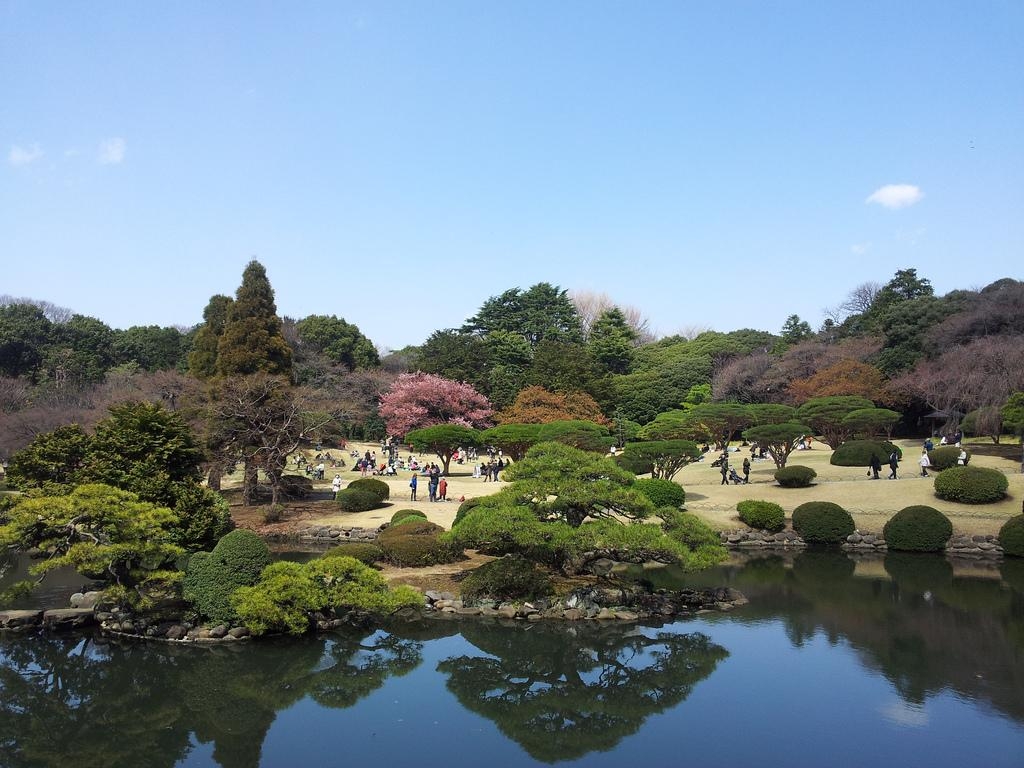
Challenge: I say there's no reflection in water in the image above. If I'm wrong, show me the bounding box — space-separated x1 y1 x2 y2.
437 621 728 762
635 550 1024 725
0 629 423 768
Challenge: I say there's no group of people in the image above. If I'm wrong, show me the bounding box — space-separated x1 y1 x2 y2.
409 463 447 502
718 455 751 485
474 458 505 481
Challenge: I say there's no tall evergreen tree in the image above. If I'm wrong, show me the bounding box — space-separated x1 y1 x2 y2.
188 294 233 379
588 307 637 375
216 261 292 377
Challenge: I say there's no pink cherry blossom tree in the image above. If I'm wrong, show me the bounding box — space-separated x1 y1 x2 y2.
378 372 494 436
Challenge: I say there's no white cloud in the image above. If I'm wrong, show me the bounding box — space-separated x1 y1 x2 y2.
97 137 126 165
866 184 923 209
850 242 871 255
8 143 43 166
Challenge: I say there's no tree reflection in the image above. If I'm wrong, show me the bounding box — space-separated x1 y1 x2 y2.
0 629 423 768
437 621 727 762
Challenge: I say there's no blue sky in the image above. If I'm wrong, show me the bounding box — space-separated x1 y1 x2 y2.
2 1 1021 350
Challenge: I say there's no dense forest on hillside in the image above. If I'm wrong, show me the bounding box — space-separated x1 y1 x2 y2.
2 264 1023 471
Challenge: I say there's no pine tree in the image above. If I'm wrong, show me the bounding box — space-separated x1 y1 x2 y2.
216 261 293 377
188 294 233 378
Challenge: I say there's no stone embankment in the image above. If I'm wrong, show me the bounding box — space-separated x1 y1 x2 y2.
719 527 1005 558
267 525 379 544
423 584 748 622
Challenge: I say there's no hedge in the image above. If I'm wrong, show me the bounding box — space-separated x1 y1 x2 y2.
320 543 383 565
791 501 854 545
634 478 686 509
830 440 901 467
391 509 427 524
182 530 272 623
460 555 554 602
774 465 817 488
336 487 386 512
927 446 969 471
882 506 953 552
933 466 1008 504
347 477 390 502
736 500 785 532
998 515 1024 558
377 520 462 567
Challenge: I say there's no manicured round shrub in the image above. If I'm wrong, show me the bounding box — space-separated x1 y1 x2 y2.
391 509 427 524
791 502 854 545
347 477 390 502
278 474 313 499
882 505 953 552
830 440 901 467
182 530 272 623
377 520 462 567
460 555 554 602
774 465 817 488
736 500 785 532
933 466 1008 504
634 478 686 509
392 515 429 528
335 487 385 512
927 446 969 471
320 543 383 565
998 515 1024 558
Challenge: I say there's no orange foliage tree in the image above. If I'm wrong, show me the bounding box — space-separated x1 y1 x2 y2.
497 385 610 425
787 360 900 407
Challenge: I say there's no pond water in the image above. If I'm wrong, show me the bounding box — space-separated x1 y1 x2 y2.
2 550 1023 767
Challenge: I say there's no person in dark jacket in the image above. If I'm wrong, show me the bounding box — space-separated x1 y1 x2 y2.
869 453 882 480
887 451 899 480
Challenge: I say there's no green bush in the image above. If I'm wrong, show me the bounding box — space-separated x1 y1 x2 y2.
736 500 785 532
791 502 854 545
460 555 554 602
320 543 383 565
348 477 390 502
391 515 429 528
933 466 1008 504
634 478 686 509
660 509 720 548
182 529 272 623
927 446 969 471
279 474 313 499
830 440 901 467
377 520 462 567
998 515 1024 558
883 505 953 552
453 496 485 527
336 487 385 512
774 465 817 488
391 509 427 524
231 557 423 636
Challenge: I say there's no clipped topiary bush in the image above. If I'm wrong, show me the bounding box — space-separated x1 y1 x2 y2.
830 440 901 467
391 509 427 524
182 529 273 624
927 446 969 471
278 474 313 499
391 515 429 528
883 505 953 552
775 465 817 488
736 500 785 532
460 555 554 602
934 466 1008 504
998 515 1024 558
634 478 686 509
320 543 383 565
791 501 855 545
336 487 385 512
348 477 390 502
377 520 462 567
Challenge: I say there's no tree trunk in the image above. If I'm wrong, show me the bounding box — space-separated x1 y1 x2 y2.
206 465 223 491
242 459 258 506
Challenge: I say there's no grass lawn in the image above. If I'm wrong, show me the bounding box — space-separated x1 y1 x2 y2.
225 438 1023 538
